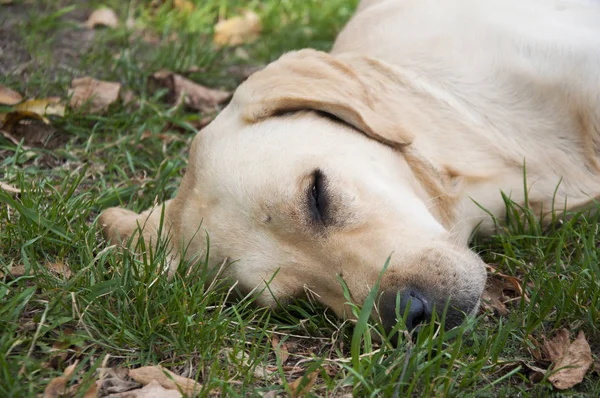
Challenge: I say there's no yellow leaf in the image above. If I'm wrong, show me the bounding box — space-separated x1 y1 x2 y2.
214 10 262 46
0 83 23 105
1 110 49 127
14 98 66 118
174 0 194 13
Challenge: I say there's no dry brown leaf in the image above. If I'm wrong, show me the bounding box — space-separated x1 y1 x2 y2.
1 114 66 149
543 328 570 362
271 335 290 364
0 181 20 194
119 88 137 107
262 391 278 398
148 70 230 113
46 261 72 279
43 362 78 398
480 278 509 315
85 8 119 29
69 77 121 114
288 370 318 398
214 10 262 46
14 98 66 118
0 264 26 278
98 367 141 394
128 366 202 396
0 83 23 105
110 380 182 397
548 330 593 390
481 266 527 315
72 380 99 398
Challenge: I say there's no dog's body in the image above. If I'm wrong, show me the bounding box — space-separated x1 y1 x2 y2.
335 0 600 237
100 0 600 331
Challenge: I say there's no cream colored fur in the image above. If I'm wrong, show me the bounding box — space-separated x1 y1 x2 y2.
99 0 600 324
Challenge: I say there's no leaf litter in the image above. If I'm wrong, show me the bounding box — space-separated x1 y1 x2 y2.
522 329 594 389
148 70 230 113
69 77 122 114
544 330 593 390
0 88 67 149
213 10 262 47
0 83 23 105
480 264 528 315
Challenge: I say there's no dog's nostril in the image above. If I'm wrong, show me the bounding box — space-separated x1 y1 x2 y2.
378 289 433 335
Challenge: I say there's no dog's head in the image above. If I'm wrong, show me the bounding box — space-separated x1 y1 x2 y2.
100 50 487 333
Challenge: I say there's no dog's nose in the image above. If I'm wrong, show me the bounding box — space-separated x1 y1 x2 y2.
378 289 433 333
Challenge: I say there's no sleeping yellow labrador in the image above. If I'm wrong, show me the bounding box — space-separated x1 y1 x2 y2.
99 0 600 333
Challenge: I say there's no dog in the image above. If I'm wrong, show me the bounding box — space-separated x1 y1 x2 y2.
99 0 600 334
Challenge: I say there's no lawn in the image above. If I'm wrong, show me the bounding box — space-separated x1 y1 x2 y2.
0 0 599 396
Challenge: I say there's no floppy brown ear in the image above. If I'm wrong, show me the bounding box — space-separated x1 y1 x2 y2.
235 49 413 148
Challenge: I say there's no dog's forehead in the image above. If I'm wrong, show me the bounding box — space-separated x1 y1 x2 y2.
198 111 368 179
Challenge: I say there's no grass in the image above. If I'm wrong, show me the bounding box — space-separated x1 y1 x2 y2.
0 0 599 396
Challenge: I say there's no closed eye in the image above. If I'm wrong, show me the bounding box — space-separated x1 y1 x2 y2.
308 169 329 225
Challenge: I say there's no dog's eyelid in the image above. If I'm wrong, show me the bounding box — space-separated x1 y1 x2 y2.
306 168 330 227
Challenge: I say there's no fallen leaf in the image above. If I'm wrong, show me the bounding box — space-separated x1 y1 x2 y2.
271 335 290 364
85 8 119 29
521 361 548 383
526 335 543 362
543 329 570 362
0 181 20 194
72 380 99 398
480 265 526 315
148 70 230 113
46 261 72 279
111 380 182 397
213 10 262 46
591 360 600 375
119 88 137 107
173 0 194 13
1 109 48 126
98 367 141 394
1 115 66 149
43 362 78 398
262 391 278 398
128 366 202 396
0 264 26 278
69 77 121 114
288 370 318 398
14 98 65 118
547 330 593 390
0 83 23 105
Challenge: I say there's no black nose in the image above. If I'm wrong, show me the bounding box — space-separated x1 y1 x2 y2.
378 289 433 334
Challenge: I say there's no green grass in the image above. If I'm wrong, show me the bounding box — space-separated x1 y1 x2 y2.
1 0 599 396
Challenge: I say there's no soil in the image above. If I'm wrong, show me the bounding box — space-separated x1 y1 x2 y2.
0 1 95 79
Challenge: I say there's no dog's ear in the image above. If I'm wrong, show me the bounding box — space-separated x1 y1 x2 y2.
236 49 413 148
